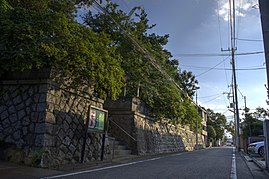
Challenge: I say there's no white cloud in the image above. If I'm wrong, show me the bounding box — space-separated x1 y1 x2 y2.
216 0 258 21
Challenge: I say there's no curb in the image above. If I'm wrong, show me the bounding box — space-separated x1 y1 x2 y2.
252 157 266 170
240 151 269 177
251 157 269 176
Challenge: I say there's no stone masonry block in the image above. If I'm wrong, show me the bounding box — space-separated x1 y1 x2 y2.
2 91 10 102
33 94 40 103
22 126 28 136
0 105 6 114
45 123 55 135
39 93 47 103
30 112 38 122
22 116 30 126
57 128 65 140
45 112 56 124
39 84 48 93
16 102 25 111
18 109 26 120
25 98 32 107
13 95 22 105
8 105 16 114
43 134 54 147
2 118 11 129
35 135 44 147
37 103 47 112
1 109 9 119
35 123 46 134
47 94 55 104
12 130 22 141
63 136 71 146
10 113 18 123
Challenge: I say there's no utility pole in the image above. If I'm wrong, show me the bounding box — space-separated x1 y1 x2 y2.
259 0 269 97
231 82 237 146
259 0 269 169
231 47 241 151
222 0 240 151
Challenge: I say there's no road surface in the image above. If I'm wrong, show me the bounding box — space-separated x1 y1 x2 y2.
42 147 268 179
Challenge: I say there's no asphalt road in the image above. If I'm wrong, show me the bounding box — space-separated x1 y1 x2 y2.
43 147 266 179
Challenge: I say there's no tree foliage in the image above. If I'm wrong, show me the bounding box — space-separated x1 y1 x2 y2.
176 70 198 97
1 0 201 127
83 1 200 124
207 125 216 140
0 0 124 99
207 109 227 141
241 107 263 138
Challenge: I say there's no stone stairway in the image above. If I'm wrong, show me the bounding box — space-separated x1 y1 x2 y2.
107 136 136 161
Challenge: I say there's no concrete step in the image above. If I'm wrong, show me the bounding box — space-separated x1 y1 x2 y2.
110 144 127 150
107 134 135 159
108 139 122 146
111 154 138 162
113 149 132 156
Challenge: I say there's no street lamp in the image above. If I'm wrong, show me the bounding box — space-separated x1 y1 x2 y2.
195 85 200 150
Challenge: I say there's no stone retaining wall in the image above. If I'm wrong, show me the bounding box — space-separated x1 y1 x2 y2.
0 79 107 167
105 97 206 155
135 112 204 154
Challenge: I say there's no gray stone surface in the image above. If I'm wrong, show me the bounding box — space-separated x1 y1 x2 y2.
105 97 206 156
0 79 106 168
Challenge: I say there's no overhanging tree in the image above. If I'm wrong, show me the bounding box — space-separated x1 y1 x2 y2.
0 0 124 99
83 1 200 123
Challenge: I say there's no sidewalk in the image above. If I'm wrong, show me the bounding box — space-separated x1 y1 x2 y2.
240 151 269 178
0 160 62 179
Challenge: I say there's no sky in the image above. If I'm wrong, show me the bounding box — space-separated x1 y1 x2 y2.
84 0 267 122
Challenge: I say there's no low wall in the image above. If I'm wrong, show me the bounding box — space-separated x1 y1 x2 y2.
105 97 205 155
0 79 108 168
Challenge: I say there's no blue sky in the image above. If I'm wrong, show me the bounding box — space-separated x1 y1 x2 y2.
86 0 267 121
109 0 267 120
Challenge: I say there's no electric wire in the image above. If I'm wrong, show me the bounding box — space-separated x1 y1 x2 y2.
202 94 223 104
174 51 264 57
217 1 230 89
196 56 230 77
217 1 224 51
92 0 202 109
199 93 224 99
237 87 244 99
236 0 242 48
181 65 265 71
236 38 263 42
223 92 229 110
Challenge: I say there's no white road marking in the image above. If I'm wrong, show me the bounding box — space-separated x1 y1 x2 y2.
41 153 184 179
230 147 237 179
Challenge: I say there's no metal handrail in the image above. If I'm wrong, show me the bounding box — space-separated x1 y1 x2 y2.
109 118 137 141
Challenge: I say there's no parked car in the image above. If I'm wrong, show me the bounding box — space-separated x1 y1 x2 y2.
248 141 265 157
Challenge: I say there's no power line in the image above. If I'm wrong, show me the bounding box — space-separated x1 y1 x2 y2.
217 1 224 50
92 0 202 109
236 38 263 42
199 93 224 99
181 65 265 71
196 56 230 77
175 51 264 57
201 94 223 104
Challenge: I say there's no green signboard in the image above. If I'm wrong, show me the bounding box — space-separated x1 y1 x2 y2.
87 106 108 132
